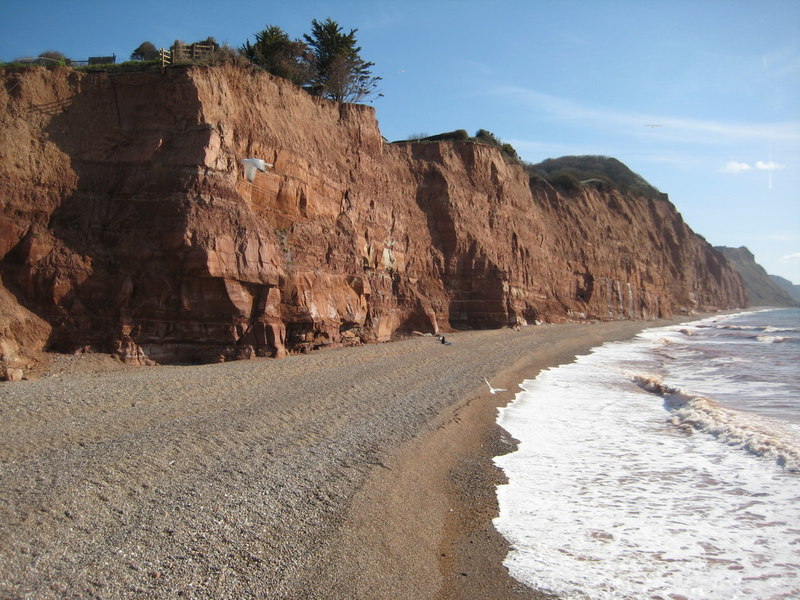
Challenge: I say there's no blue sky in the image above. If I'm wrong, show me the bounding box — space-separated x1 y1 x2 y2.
3 0 799 283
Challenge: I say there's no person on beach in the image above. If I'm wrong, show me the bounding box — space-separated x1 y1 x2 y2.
438 335 451 345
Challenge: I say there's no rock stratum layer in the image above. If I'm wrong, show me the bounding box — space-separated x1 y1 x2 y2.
0 64 746 369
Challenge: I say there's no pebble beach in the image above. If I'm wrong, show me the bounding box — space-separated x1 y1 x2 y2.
0 319 687 599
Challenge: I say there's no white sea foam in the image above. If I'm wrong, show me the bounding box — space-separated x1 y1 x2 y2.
632 374 800 471
495 311 800 600
764 326 791 333
756 334 790 343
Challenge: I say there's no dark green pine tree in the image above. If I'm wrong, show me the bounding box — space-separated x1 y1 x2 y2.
241 26 312 85
303 18 381 103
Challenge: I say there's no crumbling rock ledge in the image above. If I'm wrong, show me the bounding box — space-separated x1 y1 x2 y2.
0 64 747 371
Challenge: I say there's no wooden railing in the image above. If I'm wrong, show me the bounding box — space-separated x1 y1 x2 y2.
172 43 215 61
159 43 216 68
158 48 172 69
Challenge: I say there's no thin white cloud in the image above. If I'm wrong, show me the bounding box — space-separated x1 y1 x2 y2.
755 160 786 171
780 252 800 264
722 161 752 173
758 233 800 242
489 86 800 144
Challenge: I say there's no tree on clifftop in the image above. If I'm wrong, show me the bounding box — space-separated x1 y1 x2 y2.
241 26 312 85
303 18 381 103
130 41 158 61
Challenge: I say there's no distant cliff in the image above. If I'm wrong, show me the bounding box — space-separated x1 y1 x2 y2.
0 64 747 372
770 274 800 303
714 247 799 307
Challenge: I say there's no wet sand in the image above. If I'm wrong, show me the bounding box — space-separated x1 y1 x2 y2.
0 318 692 599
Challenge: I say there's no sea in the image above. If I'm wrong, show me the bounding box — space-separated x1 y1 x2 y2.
494 308 800 600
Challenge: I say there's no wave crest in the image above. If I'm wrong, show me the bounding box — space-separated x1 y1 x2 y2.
755 335 789 343
631 375 800 472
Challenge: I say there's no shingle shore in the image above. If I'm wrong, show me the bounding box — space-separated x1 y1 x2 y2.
0 318 690 599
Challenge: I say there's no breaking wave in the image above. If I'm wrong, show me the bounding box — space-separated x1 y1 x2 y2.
755 334 790 343
632 374 800 472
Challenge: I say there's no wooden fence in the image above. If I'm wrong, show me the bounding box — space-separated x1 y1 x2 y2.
159 43 216 67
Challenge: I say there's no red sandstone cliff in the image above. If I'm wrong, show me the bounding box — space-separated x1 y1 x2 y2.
0 64 746 372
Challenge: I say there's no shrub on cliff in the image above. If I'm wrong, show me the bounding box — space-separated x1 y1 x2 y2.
37 50 68 66
474 129 501 146
547 170 581 191
474 129 521 163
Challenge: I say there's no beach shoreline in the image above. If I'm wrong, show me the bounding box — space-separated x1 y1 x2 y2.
0 316 706 599
333 317 696 600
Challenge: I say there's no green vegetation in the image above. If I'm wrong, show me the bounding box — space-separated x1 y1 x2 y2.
241 26 311 85
545 170 581 192
242 18 381 103
413 129 470 142
2 50 69 67
474 129 520 162
38 50 67 65
395 128 521 163
75 60 160 73
527 155 663 198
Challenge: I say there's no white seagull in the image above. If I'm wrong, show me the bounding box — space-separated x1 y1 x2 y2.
483 377 508 394
241 158 273 182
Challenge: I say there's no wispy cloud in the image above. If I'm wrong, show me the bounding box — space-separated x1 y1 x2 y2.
722 160 786 174
722 161 752 173
489 86 800 144
781 252 800 264
756 160 785 171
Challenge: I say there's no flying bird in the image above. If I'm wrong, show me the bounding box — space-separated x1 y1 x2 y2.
484 377 508 394
241 158 273 182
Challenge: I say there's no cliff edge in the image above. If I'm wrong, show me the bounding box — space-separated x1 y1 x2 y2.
0 64 747 372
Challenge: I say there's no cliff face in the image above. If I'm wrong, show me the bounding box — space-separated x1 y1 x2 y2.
714 246 799 307
0 64 747 370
